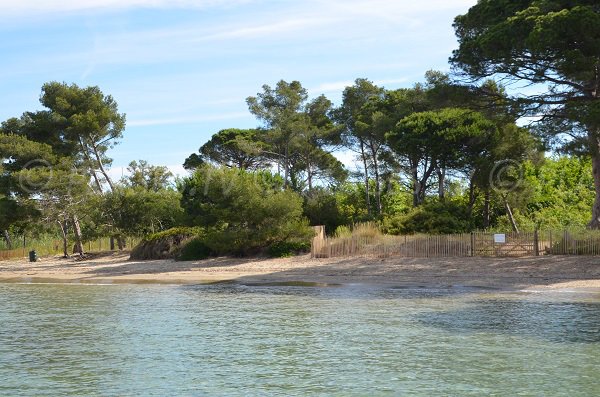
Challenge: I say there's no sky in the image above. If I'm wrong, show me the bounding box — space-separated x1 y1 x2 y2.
0 0 477 179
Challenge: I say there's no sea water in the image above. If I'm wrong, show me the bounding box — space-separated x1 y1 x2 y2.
0 283 599 396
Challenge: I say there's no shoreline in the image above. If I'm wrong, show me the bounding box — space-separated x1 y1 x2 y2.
1 252 600 291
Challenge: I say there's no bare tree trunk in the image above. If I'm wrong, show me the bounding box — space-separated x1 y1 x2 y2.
437 167 446 199
2 230 11 249
467 174 477 216
370 147 382 215
412 167 420 207
504 197 519 233
71 214 84 255
78 137 103 192
58 220 69 257
359 139 371 215
483 189 491 229
588 133 600 228
587 83 600 228
91 144 115 192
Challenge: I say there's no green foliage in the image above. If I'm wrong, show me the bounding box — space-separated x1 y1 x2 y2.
100 187 184 236
246 80 345 191
184 128 270 171
302 188 347 236
383 201 471 235
180 165 313 256
130 227 202 260
177 237 212 261
451 0 600 226
267 240 311 258
123 160 174 191
499 157 594 229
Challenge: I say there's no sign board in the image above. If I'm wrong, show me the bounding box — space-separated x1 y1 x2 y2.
494 234 506 244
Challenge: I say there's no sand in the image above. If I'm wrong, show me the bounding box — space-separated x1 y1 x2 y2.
1 252 600 291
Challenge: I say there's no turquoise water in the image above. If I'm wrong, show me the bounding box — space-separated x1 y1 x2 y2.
0 283 599 396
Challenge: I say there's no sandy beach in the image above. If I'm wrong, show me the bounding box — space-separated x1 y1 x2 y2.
0 252 599 290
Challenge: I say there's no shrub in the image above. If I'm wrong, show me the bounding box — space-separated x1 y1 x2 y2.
130 227 202 260
180 165 313 256
177 237 212 261
303 189 347 235
383 201 471 235
267 240 311 257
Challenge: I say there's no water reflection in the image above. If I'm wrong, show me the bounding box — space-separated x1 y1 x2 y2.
417 299 600 343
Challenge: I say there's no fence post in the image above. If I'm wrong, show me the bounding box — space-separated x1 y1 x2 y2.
533 228 539 256
549 230 553 255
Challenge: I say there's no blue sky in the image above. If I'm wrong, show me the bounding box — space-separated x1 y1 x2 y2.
0 0 477 178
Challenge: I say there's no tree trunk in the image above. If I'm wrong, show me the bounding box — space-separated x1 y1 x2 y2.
504 197 519 233
437 167 446 200
368 140 382 215
58 220 69 257
71 214 84 255
483 189 491 229
412 167 420 207
588 135 600 228
79 137 103 192
2 230 11 249
283 141 290 189
359 139 371 215
467 175 477 216
92 144 115 192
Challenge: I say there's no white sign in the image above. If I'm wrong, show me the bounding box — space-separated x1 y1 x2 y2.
494 234 506 244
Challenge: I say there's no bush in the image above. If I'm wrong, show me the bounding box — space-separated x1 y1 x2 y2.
383 201 471 234
267 240 311 257
180 165 313 256
177 237 212 261
130 227 202 260
303 189 347 235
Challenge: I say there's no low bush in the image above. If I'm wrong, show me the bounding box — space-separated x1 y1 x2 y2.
130 227 202 260
382 201 470 235
267 240 311 257
177 237 212 261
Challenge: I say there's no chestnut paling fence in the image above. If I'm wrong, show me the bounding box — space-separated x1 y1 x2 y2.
0 236 142 260
311 229 600 259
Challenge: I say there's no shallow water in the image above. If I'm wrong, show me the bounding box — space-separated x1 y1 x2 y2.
0 283 599 396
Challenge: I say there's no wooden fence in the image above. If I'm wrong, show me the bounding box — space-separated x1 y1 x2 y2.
311 229 600 259
0 236 142 260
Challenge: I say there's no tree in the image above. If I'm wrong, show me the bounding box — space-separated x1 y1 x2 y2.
179 165 312 255
183 128 270 171
386 108 497 206
0 133 91 255
39 82 126 192
451 0 600 227
100 187 184 236
247 81 308 188
335 79 385 215
247 81 345 191
123 160 174 191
